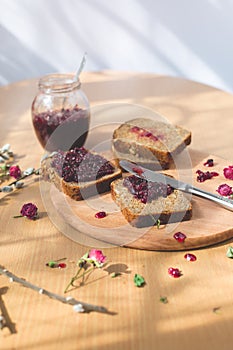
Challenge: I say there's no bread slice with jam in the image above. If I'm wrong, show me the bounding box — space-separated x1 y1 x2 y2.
111 175 192 228
42 147 122 200
112 118 191 170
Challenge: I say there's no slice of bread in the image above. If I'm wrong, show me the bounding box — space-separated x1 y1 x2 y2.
112 118 191 170
111 176 192 228
42 148 122 201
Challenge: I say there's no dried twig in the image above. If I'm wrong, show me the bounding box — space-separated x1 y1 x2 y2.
0 287 16 333
0 265 115 315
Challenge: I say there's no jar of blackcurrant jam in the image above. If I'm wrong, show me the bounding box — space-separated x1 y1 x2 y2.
31 73 90 151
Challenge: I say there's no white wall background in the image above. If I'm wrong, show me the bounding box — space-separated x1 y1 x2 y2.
1 0 233 92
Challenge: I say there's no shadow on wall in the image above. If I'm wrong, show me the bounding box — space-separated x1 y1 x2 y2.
0 0 233 92
0 25 56 85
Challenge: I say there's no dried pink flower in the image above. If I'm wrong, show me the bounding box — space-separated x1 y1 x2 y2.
216 184 233 196
20 203 38 220
64 249 107 293
223 166 233 180
88 249 106 265
9 165 21 179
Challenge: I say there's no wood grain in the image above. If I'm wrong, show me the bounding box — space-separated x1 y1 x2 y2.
1 72 233 350
46 150 233 251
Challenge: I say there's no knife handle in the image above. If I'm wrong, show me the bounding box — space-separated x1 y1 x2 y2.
186 186 233 212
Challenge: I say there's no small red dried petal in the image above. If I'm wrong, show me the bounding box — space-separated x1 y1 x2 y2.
203 159 214 167
216 184 233 196
196 169 219 182
95 211 107 219
58 263 67 268
20 202 38 220
184 253 197 261
168 267 182 278
173 232 186 243
223 166 233 180
9 165 21 179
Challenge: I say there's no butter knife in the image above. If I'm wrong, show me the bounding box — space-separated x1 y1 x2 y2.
119 160 233 212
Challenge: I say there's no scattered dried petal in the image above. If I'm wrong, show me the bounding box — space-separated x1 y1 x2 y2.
95 211 107 219
216 184 233 196
184 253 197 261
204 159 214 167
20 203 38 220
168 267 182 278
196 169 219 182
9 165 21 179
173 232 186 243
223 166 233 180
88 249 106 266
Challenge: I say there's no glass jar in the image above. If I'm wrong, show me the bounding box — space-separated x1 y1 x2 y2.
31 73 90 151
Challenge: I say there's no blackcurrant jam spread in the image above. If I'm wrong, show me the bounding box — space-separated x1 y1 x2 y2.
123 175 173 204
130 126 163 142
51 147 115 183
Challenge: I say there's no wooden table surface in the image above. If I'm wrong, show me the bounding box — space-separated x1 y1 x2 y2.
0 71 233 350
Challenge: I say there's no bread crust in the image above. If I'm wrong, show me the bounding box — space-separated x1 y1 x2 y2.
111 177 192 228
112 118 191 170
42 154 122 201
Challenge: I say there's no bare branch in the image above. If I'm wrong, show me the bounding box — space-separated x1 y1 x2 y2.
0 265 115 315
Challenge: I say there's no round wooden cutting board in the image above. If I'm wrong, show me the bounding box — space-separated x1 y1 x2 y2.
42 150 233 251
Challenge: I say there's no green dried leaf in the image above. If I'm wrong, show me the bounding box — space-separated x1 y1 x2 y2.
93 260 102 268
81 252 89 260
110 272 121 278
226 246 233 258
213 307 221 314
134 274 145 287
48 261 57 268
160 296 168 304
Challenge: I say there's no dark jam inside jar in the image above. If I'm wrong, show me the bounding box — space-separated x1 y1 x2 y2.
32 105 89 151
31 74 90 151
